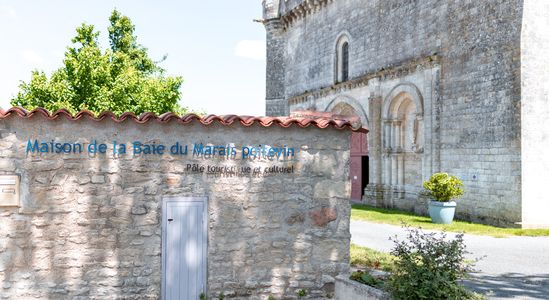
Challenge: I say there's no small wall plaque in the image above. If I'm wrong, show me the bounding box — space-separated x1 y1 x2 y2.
0 175 20 207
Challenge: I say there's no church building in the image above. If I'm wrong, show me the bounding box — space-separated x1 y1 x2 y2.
261 0 549 228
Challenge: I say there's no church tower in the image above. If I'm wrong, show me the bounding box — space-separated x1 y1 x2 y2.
262 0 287 116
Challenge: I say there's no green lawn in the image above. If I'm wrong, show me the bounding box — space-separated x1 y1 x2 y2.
350 243 396 272
351 204 549 238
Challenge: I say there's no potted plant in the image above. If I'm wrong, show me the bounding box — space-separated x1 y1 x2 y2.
422 173 464 224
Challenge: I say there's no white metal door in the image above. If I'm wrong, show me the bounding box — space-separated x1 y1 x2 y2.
162 197 207 300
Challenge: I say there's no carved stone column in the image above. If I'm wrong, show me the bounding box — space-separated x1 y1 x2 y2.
367 96 382 186
391 155 398 186
393 120 402 151
383 120 392 150
397 154 405 187
364 94 384 206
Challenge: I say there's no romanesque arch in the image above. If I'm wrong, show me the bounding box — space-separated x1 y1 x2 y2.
381 83 425 197
324 95 368 128
383 83 424 118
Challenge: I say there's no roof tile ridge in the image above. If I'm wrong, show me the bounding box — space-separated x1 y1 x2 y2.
0 107 368 133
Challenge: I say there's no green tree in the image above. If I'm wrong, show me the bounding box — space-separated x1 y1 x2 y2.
11 10 188 116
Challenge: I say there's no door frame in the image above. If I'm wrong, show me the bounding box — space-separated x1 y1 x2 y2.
161 196 208 299
350 132 369 200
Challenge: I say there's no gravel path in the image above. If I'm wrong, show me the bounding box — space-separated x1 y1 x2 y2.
350 220 549 299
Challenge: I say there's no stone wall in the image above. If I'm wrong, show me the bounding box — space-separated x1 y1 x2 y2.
263 0 527 226
0 114 352 299
334 275 389 300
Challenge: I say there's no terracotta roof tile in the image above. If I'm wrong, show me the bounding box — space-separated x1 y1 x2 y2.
0 107 368 133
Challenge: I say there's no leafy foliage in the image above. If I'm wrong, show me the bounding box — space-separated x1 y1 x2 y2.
423 173 464 202
350 270 385 289
388 227 477 300
11 10 188 116
296 289 307 297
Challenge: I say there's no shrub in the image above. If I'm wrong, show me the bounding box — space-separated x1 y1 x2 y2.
350 270 385 289
423 173 464 202
388 226 477 300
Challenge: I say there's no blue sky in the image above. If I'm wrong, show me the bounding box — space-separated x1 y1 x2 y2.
0 0 266 115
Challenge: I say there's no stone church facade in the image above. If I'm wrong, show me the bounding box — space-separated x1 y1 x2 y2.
261 0 549 228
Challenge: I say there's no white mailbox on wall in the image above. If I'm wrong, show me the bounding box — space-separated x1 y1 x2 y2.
0 175 20 207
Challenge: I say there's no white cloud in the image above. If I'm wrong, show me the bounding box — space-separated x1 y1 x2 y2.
0 6 16 19
234 40 266 61
21 50 44 66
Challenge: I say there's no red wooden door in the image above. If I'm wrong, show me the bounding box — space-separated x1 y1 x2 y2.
350 132 368 200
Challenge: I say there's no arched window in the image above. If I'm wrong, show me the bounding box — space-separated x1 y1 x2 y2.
341 42 349 82
335 35 350 83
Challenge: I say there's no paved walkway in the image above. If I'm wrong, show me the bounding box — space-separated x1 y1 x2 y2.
350 220 549 299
